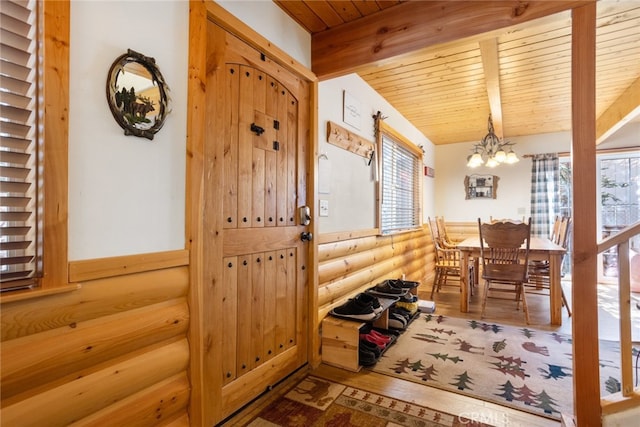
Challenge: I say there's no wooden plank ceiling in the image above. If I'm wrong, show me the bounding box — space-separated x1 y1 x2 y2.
275 1 640 146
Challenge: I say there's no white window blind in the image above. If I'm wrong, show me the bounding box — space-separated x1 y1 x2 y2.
1 0 41 291
380 133 420 234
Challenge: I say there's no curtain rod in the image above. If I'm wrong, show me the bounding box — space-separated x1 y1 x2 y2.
522 146 638 159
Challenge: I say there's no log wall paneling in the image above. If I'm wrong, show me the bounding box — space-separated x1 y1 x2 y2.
1 253 191 426
317 228 430 329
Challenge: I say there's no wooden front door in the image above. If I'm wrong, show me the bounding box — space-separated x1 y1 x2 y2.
202 22 310 423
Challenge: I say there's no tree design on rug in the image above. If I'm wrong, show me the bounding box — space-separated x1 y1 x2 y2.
490 355 529 379
538 363 572 380
391 358 415 374
423 314 446 323
408 360 427 371
520 328 536 338
428 352 464 363
534 390 560 415
513 384 537 406
412 333 447 344
427 327 456 336
495 380 518 401
492 338 507 353
417 364 438 382
467 320 502 333
451 371 474 390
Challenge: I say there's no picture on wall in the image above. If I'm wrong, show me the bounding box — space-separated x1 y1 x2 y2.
343 90 361 130
465 174 499 199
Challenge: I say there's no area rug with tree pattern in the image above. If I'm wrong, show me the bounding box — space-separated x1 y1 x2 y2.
370 314 637 420
246 375 494 426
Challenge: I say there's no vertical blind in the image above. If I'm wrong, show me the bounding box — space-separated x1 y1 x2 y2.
0 0 40 290
380 134 420 234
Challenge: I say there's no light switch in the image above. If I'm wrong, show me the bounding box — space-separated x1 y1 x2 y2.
319 199 329 217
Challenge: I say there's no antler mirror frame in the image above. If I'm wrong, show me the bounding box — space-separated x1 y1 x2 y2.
106 49 170 140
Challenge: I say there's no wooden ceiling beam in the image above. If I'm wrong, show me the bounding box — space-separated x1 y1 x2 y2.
596 76 640 145
479 38 503 139
311 1 590 79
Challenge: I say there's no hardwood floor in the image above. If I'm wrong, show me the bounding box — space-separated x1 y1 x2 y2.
220 280 577 426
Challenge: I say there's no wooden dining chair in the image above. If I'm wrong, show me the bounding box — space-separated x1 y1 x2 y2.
428 218 469 298
435 216 460 248
526 216 572 316
478 218 532 324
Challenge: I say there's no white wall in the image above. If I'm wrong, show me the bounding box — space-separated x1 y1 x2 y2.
68 1 189 260
435 126 640 222
68 1 309 260
435 132 571 222
217 1 311 68
317 74 436 233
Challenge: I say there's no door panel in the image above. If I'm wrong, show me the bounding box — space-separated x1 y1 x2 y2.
204 22 310 422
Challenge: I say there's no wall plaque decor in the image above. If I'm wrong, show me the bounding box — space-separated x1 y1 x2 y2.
465 174 499 199
106 49 170 140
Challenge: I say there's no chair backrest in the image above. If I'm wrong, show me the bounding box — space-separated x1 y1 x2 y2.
478 218 532 281
428 217 441 242
436 216 458 246
556 216 571 249
550 216 561 242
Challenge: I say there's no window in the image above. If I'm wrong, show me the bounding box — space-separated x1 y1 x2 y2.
1 1 69 296
1 0 41 291
379 123 422 234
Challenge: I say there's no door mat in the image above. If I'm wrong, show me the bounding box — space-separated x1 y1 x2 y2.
246 375 494 426
370 314 637 420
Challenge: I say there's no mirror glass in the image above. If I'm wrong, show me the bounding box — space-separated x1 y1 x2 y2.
106 49 169 140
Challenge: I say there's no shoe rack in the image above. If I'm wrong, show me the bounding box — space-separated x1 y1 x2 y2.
321 297 399 372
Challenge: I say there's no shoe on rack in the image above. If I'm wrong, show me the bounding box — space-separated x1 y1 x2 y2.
360 333 388 350
390 279 420 289
388 312 407 330
359 347 378 367
373 280 406 296
332 298 376 321
390 306 412 323
356 293 383 314
359 339 382 358
367 329 392 343
395 301 419 315
399 293 418 303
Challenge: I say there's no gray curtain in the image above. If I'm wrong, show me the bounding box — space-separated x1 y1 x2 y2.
530 153 559 237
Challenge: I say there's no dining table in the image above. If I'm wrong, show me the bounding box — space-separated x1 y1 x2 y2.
457 236 567 325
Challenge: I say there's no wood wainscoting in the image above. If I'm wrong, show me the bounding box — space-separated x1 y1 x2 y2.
0 250 190 426
317 227 431 330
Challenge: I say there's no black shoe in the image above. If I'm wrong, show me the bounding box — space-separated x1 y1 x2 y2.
391 306 412 323
374 280 406 296
389 279 419 289
356 292 383 314
359 339 382 358
359 347 378 366
332 298 376 320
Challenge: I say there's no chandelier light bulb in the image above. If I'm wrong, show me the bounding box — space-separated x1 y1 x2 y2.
486 157 499 168
505 150 519 164
466 115 518 168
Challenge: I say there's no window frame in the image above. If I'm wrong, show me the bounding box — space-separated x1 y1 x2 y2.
377 121 423 235
0 0 70 301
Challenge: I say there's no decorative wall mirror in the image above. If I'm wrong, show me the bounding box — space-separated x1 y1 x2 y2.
465 174 499 199
106 49 170 140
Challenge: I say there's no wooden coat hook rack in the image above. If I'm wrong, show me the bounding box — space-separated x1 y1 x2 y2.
326 121 375 160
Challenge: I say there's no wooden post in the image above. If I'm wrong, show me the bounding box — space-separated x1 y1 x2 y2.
571 3 601 425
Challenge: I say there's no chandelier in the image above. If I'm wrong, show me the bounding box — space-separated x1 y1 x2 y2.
466 115 519 168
